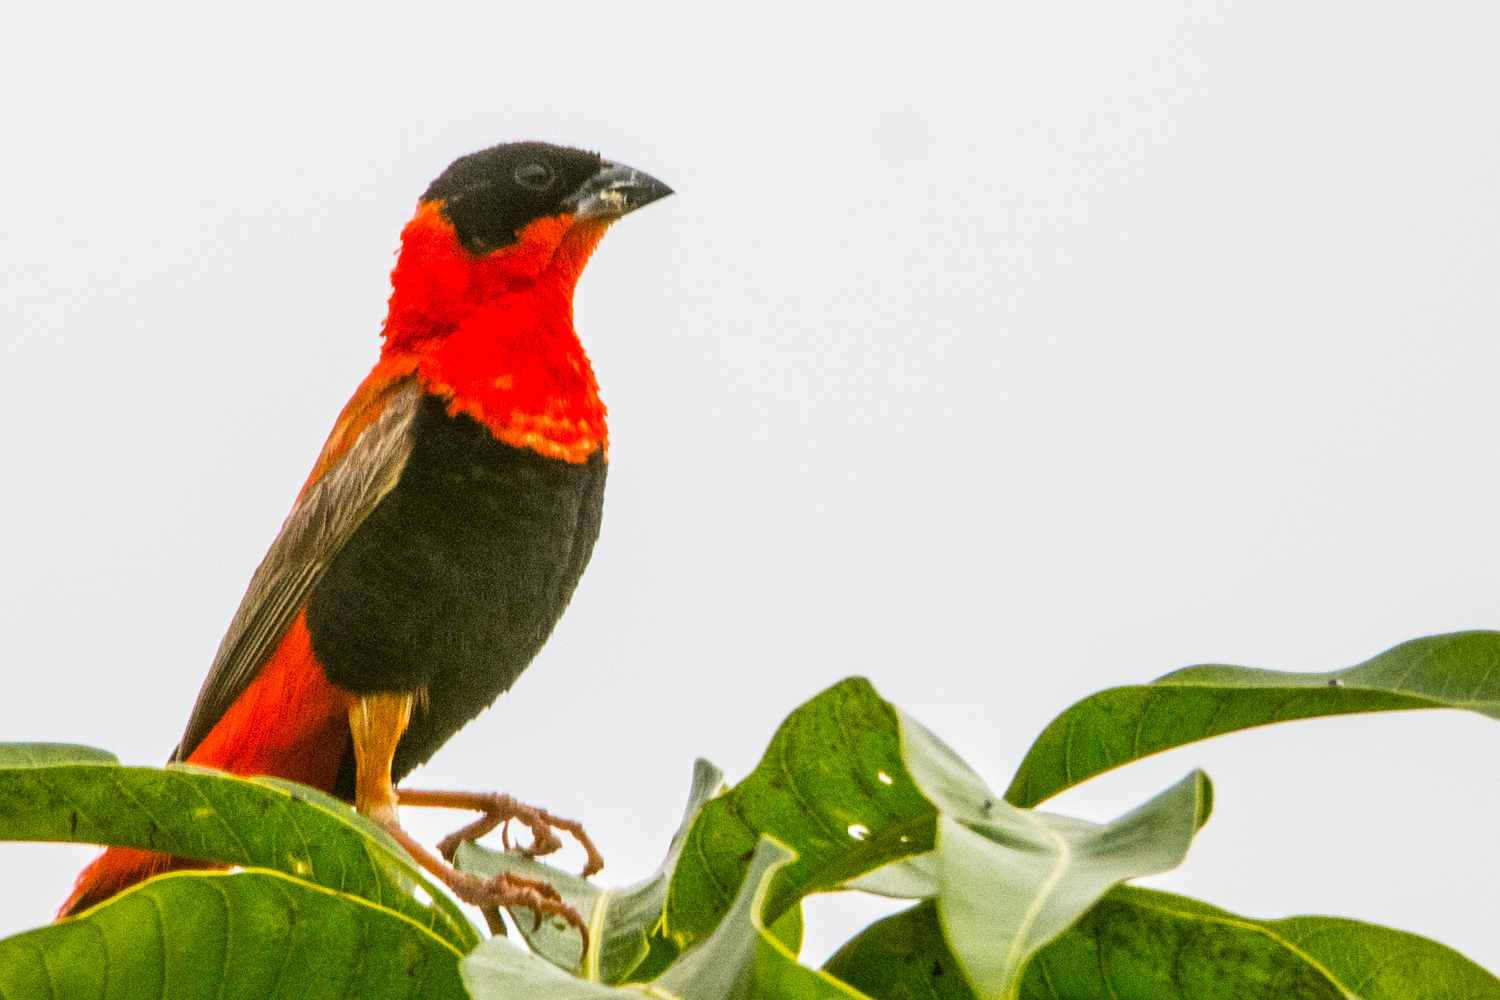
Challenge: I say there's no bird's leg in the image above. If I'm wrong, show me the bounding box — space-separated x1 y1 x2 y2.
346 694 590 952
348 692 413 829
396 788 604 878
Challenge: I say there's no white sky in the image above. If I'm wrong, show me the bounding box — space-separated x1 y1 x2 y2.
2 1 1498 974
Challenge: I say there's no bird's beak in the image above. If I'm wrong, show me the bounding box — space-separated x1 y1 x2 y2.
566 162 673 221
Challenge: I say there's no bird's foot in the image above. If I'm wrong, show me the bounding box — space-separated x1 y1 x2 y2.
451 869 584 940
396 788 604 878
374 817 590 953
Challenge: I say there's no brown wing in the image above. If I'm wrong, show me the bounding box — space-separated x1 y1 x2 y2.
173 377 423 762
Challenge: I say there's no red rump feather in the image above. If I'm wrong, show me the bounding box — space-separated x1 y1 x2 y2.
58 849 218 918
182 611 354 783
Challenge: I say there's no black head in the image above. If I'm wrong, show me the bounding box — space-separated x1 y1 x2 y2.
421 142 605 256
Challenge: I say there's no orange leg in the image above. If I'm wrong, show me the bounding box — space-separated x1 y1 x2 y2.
346 695 592 953
348 693 412 829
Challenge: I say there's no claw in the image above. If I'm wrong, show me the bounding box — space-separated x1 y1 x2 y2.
374 815 591 958
399 788 603 877
455 870 582 939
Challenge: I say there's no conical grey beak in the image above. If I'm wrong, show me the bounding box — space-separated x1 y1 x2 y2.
566 162 673 221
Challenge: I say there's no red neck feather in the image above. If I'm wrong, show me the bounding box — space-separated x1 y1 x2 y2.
377 202 610 463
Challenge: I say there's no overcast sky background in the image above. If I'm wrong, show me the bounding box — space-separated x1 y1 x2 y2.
2 1 1498 973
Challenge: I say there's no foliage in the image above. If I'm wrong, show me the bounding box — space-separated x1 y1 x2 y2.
3 631 1497 999
1005 630 1500 808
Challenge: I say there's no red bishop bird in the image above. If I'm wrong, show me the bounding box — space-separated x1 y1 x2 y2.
62 142 672 939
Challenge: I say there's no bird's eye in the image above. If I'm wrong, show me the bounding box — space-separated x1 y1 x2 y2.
513 163 554 191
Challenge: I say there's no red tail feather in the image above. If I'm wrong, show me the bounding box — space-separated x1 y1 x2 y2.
59 847 218 918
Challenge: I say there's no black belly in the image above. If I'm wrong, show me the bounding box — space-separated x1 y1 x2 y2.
305 394 606 790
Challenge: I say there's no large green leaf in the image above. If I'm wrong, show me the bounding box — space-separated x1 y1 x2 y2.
0 869 466 1000
0 756 478 950
836 713 1207 999
869 714 1209 1000
660 682 1208 1000
1267 911 1500 1000
1023 887 1500 1000
662 679 936 950
826 888 1500 1000
1006 630 1500 807
453 758 727 982
934 773 1208 999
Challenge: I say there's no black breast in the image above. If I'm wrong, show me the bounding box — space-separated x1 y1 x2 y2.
306 394 606 788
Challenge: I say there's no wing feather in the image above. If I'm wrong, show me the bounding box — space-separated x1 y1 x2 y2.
173 378 423 761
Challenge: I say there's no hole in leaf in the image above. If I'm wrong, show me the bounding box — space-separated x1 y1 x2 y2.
848 824 870 840
413 885 433 906
877 771 894 785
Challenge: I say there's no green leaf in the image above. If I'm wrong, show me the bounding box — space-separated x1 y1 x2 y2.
840 850 938 899
662 679 936 950
822 900 978 1000
1269 912 1500 1000
654 837 865 1000
461 941 636 1000
840 713 1207 998
0 869 466 999
0 743 119 767
0 761 478 951
1020 886 1500 1000
934 772 1208 999
250 774 436 874
828 888 1500 1000
455 758 728 982
463 838 859 1000
661 679 1209 995
661 682 1207 1000
1006 630 1500 807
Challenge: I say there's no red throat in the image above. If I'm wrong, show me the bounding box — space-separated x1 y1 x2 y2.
377 202 610 463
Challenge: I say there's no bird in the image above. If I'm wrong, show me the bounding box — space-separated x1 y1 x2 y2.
60 141 672 941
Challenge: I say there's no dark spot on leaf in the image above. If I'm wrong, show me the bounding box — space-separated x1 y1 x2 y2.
982 799 993 814
69 812 78 836
1328 678 1344 687
288 907 297 927
768 779 782 790
738 850 755 864
932 959 943 976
